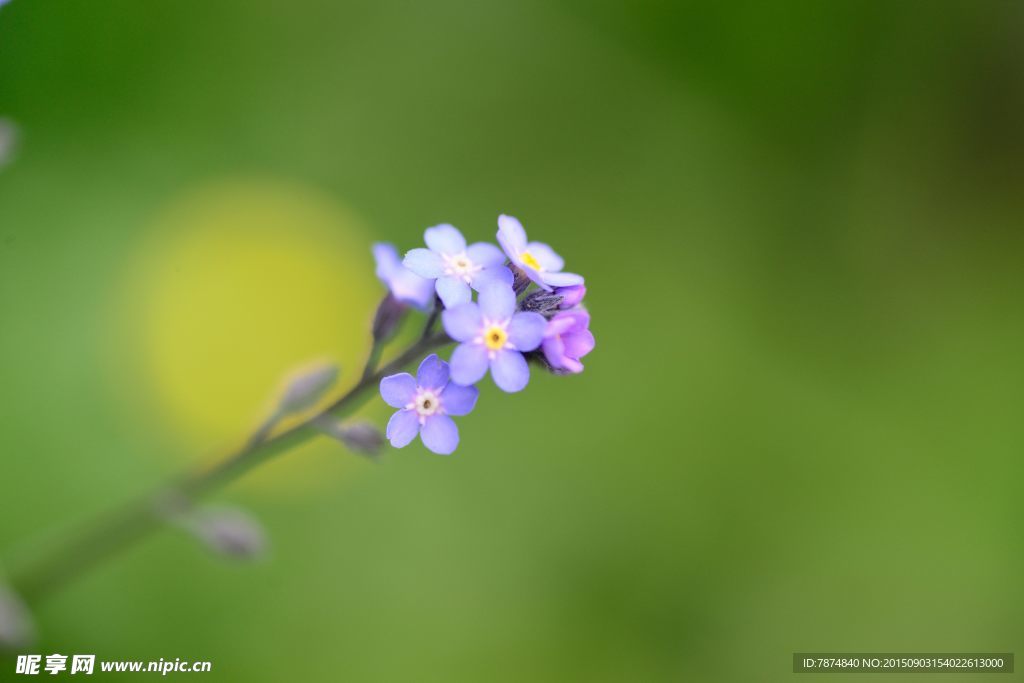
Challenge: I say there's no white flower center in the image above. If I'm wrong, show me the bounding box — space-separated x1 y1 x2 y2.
441 251 481 283
410 388 442 423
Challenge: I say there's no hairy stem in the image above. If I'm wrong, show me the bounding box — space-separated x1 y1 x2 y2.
6 332 451 604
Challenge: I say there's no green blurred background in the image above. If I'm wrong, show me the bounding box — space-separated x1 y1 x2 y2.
2 0 1023 680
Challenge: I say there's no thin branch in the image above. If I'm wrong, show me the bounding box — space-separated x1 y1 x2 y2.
420 298 442 341
359 340 384 383
6 332 452 604
245 411 281 449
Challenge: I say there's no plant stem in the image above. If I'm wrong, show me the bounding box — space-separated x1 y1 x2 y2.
359 341 384 383
420 299 442 341
6 332 452 605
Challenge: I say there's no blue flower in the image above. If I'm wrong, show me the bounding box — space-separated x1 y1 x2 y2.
373 242 435 311
379 354 479 455
442 282 546 392
403 224 512 308
496 215 584 291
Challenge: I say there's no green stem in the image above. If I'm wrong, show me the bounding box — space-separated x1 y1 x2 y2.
6 332 451 604
420 299 442 341
360 342 385 383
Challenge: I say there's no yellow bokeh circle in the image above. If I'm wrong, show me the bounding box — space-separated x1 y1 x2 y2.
118 179 379 494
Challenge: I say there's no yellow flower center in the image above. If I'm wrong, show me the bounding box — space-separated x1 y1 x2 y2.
483 325 508 351
519 251 541 271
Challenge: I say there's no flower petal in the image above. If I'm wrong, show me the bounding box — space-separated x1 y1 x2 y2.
526 242 564 272
403 248 444 279
420 414 459 455
564 329 595 359
561 356 584 373
568 309 591 329
542 335 566 369
478 281 516 320
466 242 506 268
379 373 416 408
435 275 471 308
490 349 530 392
555 284 586 308
416 353 449 390
442 302 482 342
376 244 435 310
386 409 420 448
470 265 513 291
517 263 547 289
392 269 435 310
440 382 478 416
539 271 584 288
373 242 401 280
497 214 528 256
549 309 589 334
507 311 546 351
424 224 466 254
449 343 489 386
545 315 576 337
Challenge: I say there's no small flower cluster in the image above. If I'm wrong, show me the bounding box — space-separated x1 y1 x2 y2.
373 215 595 454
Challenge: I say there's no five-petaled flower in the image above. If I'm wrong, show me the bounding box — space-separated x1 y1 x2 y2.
496 214 584 291
380 354 479 455
403 224 512 308
443 282 547 392
373 242 435 311
542 310 595 374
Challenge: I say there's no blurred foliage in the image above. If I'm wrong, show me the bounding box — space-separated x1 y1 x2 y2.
1 1 1022 680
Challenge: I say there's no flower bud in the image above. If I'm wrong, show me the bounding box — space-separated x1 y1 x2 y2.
186 506 267 560
519 290 563 317
554 284 586 308
509 264 532 296
540 310 594 374
0 581 34 649
318 419 384 457
278 362 339 414
371 293 407 343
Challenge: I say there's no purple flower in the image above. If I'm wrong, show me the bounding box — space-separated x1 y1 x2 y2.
542 310 594 374
555 284 586 309
380 354 478 455
403 224 512 308
373 242 435 311
496 215 584 291
442 282 546 392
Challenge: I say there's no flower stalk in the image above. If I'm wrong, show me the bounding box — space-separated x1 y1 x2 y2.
5 331 451 606
1 212 594 637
